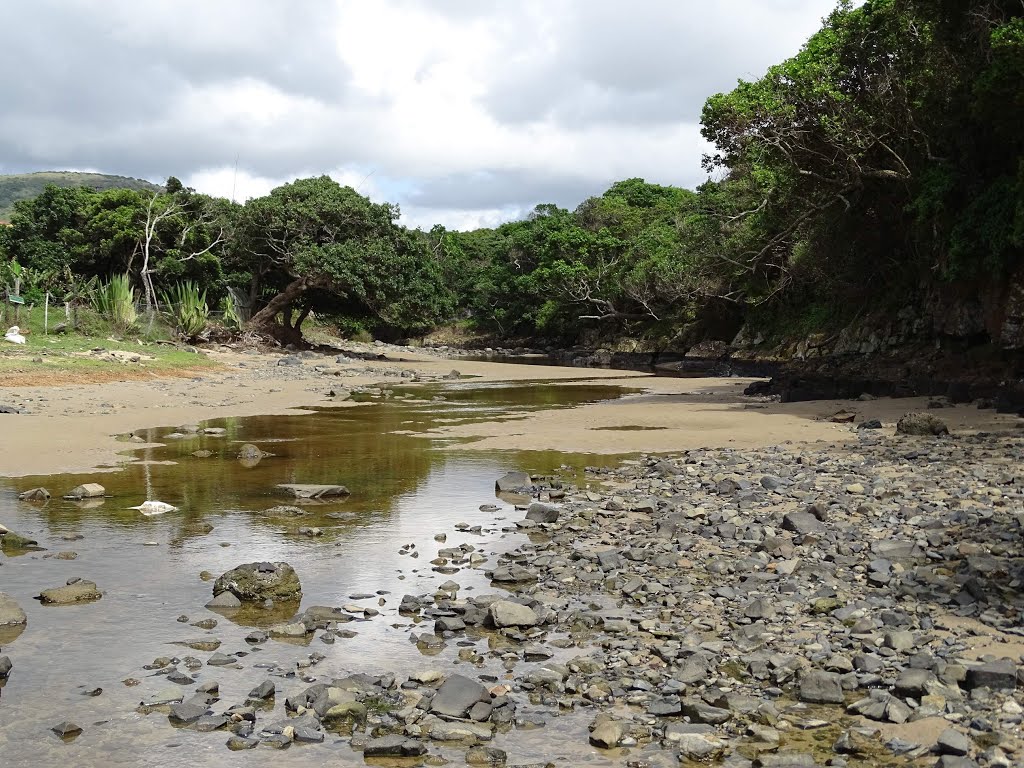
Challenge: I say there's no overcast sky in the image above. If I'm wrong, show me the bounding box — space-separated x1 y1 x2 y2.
0 0 838 230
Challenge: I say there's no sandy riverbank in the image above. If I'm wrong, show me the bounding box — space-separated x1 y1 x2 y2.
0 345 1018 477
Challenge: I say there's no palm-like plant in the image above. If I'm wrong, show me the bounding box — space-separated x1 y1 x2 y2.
160 281 209 340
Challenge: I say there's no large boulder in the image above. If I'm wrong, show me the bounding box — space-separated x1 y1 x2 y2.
213 562 302 603
896 412 949 436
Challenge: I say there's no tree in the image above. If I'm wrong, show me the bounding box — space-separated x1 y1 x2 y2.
237 176 451 343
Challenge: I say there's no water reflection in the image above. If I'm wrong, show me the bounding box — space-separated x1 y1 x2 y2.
0 381 630 767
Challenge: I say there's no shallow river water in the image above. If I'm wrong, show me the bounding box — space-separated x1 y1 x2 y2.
0 380 649 767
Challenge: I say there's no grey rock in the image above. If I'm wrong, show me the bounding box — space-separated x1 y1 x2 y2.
489 600 539 628
589 718 627 748
495 471 531 492
896 412 949 436
675 732 726 759
37 580 101 604
364 734 427 757
964 660 1017 691
212 562 301 603
205 591 242 608
466 746 508 766
169 702 208 723
248 680 275 700
798 669 844 704
430 674 488 718
17 487 50 501
894 668 935 696
51 721 83 738
525 502 559 523
0 592 27 626
936 729 972 757
782 511 826 536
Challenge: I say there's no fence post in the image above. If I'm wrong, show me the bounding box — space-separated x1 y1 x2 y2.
44 292 49 335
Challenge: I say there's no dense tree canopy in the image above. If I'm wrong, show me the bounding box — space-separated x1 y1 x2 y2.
1 0 1021 348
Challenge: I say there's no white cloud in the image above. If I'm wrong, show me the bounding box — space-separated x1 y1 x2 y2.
1 0 840 230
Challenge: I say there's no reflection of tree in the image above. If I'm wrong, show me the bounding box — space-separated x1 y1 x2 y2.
1 384 626 547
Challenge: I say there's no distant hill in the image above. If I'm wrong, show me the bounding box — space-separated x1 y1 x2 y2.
0 172 163 221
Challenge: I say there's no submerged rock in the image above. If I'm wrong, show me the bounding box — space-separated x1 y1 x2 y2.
37 580 102 605
18 487 50 501
63 483 105 500
0 592 27 627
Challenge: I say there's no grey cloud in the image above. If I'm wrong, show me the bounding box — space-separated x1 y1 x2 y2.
482 0 836 126
408 169 617 211
0 0 835 221
0 0 349 176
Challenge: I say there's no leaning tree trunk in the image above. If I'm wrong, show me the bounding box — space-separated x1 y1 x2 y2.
247 277 311 346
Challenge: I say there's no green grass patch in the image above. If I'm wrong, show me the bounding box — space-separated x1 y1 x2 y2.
0 304 216 384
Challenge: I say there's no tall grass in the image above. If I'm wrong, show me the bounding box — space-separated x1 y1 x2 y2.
160 281 209 340
91 274 138 333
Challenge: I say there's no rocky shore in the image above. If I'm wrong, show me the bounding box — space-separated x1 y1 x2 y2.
2 343 1023 766
3 419 1013 766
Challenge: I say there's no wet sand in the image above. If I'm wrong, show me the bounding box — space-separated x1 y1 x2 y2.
0 346 1018 477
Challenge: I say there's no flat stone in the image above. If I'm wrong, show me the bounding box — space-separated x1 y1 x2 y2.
364 734 427 757
37 580 101 604
430 674 488 718
964 660 1017 691
782 511 826 537
168 702 208 723
489 600 539 628
142 687 184 706
798 669 844 704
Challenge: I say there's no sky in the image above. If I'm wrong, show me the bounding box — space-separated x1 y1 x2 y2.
0 0 839 230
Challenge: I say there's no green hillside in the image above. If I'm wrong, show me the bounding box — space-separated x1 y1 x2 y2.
0 172 162 221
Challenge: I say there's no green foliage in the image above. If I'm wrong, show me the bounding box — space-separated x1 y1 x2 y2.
220 292 242 331
3 2 1022 348
0 171 161 222
236 176 454 338
160 281 210 340
91 274 138 333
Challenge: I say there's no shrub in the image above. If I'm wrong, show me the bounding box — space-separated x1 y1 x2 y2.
91 274 138 333
161 281 209 340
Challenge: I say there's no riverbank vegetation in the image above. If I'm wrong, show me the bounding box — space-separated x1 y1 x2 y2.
1 0 1021 350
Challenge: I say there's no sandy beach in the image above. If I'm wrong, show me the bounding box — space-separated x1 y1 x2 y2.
0 345 1017 477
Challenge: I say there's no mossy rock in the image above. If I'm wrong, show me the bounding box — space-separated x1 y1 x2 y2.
212 562 302 603
0 532 40 551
